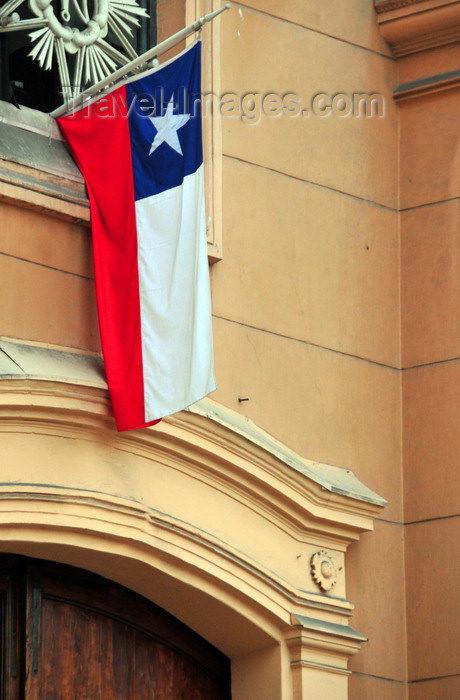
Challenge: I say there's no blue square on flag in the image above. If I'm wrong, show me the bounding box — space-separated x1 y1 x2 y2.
57 42 216 432
127 45 203 200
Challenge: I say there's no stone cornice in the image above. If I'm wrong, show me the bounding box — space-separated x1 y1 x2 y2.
376 0 445 11
0 100 89 223
393 67 460 98
285 614 367 682
375 0 460 56
0 338 386 540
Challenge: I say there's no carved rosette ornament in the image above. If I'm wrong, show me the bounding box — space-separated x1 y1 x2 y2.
310 550 339 592
0 0 149 102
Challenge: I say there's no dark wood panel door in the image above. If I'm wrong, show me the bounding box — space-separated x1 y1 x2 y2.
0 556 231 700
0 560 21 700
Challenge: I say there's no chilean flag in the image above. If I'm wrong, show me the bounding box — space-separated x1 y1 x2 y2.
57 42 216 431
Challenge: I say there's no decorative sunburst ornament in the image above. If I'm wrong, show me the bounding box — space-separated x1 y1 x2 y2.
310 550 341 592
0 0 149 103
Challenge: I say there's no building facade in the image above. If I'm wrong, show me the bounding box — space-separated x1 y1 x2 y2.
0 0 459 698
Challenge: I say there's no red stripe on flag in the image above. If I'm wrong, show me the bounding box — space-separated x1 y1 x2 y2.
58 86 159 431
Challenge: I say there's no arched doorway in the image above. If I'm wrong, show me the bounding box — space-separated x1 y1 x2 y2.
0 555 231 699
0 370 386 700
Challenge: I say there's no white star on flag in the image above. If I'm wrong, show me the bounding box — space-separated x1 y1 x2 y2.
148 98 190 156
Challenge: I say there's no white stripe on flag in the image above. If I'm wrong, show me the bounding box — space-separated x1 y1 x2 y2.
135 164 216 422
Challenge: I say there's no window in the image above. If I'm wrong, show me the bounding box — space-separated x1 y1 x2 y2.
0 0 157 112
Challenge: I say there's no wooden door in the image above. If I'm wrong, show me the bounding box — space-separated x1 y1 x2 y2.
0 555 231 699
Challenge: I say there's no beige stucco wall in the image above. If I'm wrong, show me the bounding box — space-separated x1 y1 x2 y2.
1 1 460 698
211 4 404 699
398 37 460 700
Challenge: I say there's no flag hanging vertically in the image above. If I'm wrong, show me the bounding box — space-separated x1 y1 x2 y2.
57 42 216 431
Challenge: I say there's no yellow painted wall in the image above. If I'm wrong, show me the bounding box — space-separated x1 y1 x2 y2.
0 203 98 350
399 61 460 700
212 5 404 698
1 0 460 698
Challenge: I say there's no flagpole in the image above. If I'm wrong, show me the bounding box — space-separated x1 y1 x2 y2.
50 3 231 118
